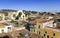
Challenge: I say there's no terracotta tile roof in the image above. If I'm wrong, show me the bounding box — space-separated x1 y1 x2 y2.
29 13 41 18
56 15 60 18
29 14 54 25
0 23 6 28
19 29 29 33
30 33 41 38
0 29 29 37
46 26 60 29
29 17 53 25
35 17 53 23
0 32 12 37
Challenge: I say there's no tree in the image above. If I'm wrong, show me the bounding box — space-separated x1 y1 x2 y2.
39 12 47 15
39 12 43 15
15 12 22 20
25 12 31 16
57 12 60 14
15 21 19 27
0 16 2 20
1 9 17 12
18 12 22 17
42 12 47 14
13 14 16 18
31 11 37 14
4 12 8 16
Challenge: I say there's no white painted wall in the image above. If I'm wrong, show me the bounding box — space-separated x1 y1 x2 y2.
0 25 12 33
16 10 23 16
8 12 16 20
16 27 25 30
0 28 3 33
0 13 5 20
5 25 12 32
43 20 54 28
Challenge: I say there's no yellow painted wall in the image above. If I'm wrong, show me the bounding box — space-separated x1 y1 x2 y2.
54 31 60 38
41 28 60 38
30 22 60 38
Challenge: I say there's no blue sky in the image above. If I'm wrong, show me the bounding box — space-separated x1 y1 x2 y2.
0 0 60 12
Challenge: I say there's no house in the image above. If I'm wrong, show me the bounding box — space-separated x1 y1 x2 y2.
29 12 41 18
0 11 16 21
27 16 54 37
7 12 16 20
41 26 60 38
19 29 30 38
0 13 5 21
0 23 13 33
54 18 60 28
38 18 60 38
8 10 27 21
0 10 27 21
41 18 60 38
25 17 41 34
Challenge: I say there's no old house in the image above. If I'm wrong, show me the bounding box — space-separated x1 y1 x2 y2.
0 23 13 33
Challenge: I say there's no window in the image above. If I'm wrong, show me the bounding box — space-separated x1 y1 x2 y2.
39 32 40 35
38 25 40 29
8 27 11 30
2 29 4 32
47 35 49 38
44 34 45 36
45 31 47 34
51 37 53 38
53 33 55 36
34 29 35 32
13 14 16 18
